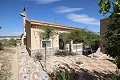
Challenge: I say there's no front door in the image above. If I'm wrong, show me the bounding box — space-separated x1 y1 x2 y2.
59 38 65 50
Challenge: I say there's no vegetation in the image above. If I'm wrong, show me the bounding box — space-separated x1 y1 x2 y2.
0 38 17 50
49 63 120 80
0 41 4 50
83 30 100 54
33 51 43 61
75 61 83 65
8 38 16 46
65 29 83 54
99 0 120 69
49 64 74 80
65 29 99 53
55 50 75 56
101 71 120 80
40 27 57 69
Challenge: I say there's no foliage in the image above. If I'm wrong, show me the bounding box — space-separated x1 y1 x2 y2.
99 0 120 68
49 64 119 80
1 39 8 46
33 51 43 61
8 38 16 46
49 64 74 80
75 61 83 65
65 29 100 52
0 41 4 50
55 50 75 56
41 27 57 40
101 71 120 80
65 29 84 43
40 26 57 69
65 29 99 45
84 31 99 46
0 39 16 47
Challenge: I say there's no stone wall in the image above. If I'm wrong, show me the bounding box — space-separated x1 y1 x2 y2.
31 47 59 59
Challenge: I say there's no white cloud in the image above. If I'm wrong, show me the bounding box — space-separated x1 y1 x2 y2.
66 13 100 25
55 6 83 13
27 0 61 4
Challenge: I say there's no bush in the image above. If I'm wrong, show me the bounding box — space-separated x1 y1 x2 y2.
75 61 83 65
49 63 82 80
0 41 4 50
33 51 43 61
49 65 71 80
8 38 16 46
101 72 120 80
55 50 75 56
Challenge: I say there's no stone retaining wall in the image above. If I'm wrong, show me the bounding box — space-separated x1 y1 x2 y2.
31 47 59 59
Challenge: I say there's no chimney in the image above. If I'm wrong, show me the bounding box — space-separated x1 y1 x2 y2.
20 7 27 34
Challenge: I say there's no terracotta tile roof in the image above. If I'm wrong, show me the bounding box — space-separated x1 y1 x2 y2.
26 19 77 29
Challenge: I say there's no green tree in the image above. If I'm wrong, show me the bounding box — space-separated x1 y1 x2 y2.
41 27 57 69
65 29 99 54
65 29 83 53
83 31 100 54
99 0 120 69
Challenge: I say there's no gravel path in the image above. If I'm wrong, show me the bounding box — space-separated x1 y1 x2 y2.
19 45 51 80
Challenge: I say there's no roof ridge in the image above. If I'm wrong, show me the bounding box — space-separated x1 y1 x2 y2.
26 19 76 29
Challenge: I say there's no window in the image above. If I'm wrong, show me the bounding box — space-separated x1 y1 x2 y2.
42 41 51 48
41 38 52 48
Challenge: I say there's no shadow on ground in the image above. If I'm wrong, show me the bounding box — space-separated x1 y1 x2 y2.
49 63 120 80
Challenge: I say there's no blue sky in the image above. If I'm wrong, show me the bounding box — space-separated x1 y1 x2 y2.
0 0 104 36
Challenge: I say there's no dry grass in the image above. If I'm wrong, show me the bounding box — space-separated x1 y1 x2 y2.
0 47 16 80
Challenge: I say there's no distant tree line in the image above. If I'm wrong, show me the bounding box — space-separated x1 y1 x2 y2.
0 38 17 50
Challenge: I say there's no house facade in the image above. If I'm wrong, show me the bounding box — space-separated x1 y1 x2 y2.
20 8 83 58
25 19 79 57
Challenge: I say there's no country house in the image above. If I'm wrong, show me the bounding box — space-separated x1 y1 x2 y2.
20 8 83 58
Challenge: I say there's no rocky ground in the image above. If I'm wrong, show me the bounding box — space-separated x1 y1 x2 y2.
0 46 118 80
40 53 118 80
41 53 117 73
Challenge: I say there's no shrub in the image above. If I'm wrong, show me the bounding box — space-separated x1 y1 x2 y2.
49 65 71 80
8 38 16 46
101 72 120 80
75 61 83 65
55 50 75 56
0 41 4 50
33 51 43 61
49 64 80 80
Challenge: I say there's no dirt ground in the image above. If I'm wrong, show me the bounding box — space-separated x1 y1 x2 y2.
0 46 18 80
41 54 117 73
